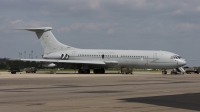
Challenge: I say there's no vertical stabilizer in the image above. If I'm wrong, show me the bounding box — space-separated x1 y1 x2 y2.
17 27 77 54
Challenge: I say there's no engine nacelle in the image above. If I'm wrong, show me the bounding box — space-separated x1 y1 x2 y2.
61 54 69 59
43 53 62 59
42 63 56 68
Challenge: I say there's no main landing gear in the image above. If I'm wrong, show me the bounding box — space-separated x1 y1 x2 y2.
78 69 90 74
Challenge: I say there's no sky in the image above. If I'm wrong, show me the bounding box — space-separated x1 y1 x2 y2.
0 0 200 66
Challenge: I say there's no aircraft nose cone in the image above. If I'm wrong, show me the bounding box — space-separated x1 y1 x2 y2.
179 60 186 66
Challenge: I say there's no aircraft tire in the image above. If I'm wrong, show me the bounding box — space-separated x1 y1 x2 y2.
85 69 90 74
102 69 105 73
78 69 90 74
94 69 97 74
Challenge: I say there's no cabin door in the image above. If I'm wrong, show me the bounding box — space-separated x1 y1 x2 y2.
153 53 157 61
72 51 76 59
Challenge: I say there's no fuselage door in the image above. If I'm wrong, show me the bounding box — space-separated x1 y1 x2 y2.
153 53 157 61
102 54 104 59
72 51 76 60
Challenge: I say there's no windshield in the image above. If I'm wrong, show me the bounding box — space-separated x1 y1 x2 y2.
171 55 182 59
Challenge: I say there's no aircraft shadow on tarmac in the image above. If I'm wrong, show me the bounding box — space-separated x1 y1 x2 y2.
119 93 200 111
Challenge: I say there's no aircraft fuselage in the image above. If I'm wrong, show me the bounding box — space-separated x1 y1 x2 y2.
43 49 186 69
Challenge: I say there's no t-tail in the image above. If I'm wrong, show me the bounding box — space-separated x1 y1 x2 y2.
16 27 77 54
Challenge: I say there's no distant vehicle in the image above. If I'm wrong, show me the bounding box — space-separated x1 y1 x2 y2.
24 67 37 73
121 68 133 74
185 67 200 74
8 67 20 74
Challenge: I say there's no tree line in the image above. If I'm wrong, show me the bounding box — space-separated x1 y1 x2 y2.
0 61 40 69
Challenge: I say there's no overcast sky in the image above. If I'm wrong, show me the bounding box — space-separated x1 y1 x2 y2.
0 0 200 66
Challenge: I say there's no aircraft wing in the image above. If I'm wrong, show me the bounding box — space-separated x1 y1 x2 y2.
9 59 108 65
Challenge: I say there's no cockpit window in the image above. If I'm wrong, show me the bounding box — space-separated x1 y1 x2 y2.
171 55 182 59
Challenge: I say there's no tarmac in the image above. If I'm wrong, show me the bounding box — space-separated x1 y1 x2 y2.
0 71 200 112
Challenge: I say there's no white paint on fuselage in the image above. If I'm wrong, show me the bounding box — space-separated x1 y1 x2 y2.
46 49 185 69
19 27 186 70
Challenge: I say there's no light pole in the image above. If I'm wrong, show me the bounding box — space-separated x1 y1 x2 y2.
20 52 22 58
24 51 26 59
31 50 33 59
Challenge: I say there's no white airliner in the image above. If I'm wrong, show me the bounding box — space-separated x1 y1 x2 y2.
15 27 186 74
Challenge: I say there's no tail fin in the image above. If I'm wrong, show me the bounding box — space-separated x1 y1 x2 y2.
17 27 77 54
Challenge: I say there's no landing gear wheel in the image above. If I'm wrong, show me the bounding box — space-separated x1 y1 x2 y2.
100 69 105 74
78 69 90 74
85 69 90 74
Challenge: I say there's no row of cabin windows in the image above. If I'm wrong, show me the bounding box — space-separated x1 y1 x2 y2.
121 55 148 58
77 54 148 58
78 54 118 57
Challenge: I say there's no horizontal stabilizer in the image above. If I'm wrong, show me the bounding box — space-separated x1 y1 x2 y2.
15 27 77 53
15 27 52 32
